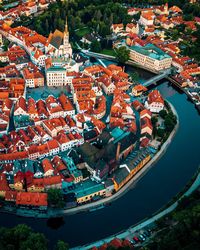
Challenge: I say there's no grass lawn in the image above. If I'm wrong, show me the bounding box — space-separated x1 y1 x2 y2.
75 27 91 37
100 49 116 57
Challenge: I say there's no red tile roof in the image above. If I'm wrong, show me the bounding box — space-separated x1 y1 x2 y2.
16 192 48 207
42 159 54 173
148 90 164 104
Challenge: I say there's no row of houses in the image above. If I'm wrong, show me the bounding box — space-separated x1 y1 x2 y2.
14 94 75 122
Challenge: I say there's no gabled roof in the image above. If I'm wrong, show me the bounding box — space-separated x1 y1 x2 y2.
16 192 47 207
48 29 64 49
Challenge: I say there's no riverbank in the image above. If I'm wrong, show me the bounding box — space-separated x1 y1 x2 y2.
73 166 200 250
0 102 179 219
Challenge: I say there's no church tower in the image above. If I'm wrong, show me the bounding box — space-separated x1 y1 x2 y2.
63 17 72 57
63 17 69 45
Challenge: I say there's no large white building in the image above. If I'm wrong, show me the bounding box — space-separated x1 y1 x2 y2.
45 57 79 87
129 44 172 72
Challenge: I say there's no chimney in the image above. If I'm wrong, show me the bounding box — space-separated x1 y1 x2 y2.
116 142 121 162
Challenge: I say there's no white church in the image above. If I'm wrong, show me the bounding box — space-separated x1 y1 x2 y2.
45 17 72 58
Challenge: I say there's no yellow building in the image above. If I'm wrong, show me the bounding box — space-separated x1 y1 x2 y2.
27 179 45 193
9 181 24 191
113 149 151 191
75 180 106 204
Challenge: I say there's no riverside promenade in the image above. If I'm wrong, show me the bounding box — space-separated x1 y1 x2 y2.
72 168 200 250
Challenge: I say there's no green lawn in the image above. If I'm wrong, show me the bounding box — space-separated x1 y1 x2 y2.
75 27 91 38
100 49 116 57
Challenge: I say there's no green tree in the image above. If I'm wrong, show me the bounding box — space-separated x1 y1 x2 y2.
3 39 10 51
164 116 175 132
20 233 48 250
47 189 65 208
55 240 69 250
115 46 130 64
157 128 165 138
151 116 158 126
159 109 167 119
90 40 102 53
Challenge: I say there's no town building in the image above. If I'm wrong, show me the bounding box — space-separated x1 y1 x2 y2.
145 90 164 113
129 44 172 72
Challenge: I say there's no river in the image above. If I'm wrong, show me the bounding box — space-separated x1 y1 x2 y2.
0 76 200 248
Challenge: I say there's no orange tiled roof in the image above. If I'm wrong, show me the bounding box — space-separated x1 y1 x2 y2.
42 158 54 173
16 192 47 207
148 90 164 104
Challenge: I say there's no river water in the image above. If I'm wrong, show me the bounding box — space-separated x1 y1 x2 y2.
0 77 200 248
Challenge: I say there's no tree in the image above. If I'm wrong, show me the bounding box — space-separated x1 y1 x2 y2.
151 116 158 126
0 224 48 250
90 40 102 53
183 13 194 21
13 224 32 242
20 233 48 250
164 116 175 132
55 240 69 250
157 128 165 138
47 189 65 208
3 39 10 51
159 109 167 119
115 46 130 64
95 10 102 22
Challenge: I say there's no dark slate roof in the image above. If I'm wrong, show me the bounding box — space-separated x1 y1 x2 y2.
13 160 34 175
84 129 98 141
112 167 129 185
33 161 43 174
118 133 137 152
84 33 96 42
105 178 114 188
49 30 64 49
125 148 151 172
95 159 107 171
73 53 88 63
77 142 100 164
95 130 113 148
68 149 83 165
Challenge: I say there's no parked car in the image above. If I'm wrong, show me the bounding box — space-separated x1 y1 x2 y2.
130 239 136 245
143 231 150 237
138 234 146 242
133 236 139 243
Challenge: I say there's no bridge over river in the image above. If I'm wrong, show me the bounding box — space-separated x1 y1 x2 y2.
143 68 172 87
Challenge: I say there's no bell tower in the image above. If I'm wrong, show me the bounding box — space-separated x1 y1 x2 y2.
63 17 72 57
63 17 69 46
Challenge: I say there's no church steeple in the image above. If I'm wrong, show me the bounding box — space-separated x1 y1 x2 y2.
64 17 69 35
63 16 72 57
